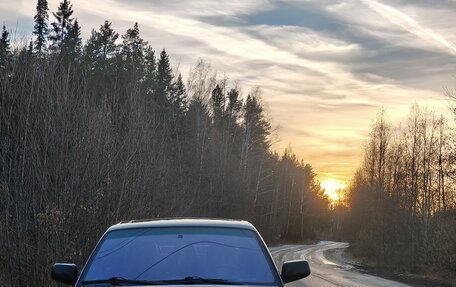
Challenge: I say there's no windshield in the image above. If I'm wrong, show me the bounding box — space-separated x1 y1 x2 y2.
79 227 279 286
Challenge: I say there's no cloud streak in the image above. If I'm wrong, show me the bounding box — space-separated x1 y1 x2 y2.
360 0 456 54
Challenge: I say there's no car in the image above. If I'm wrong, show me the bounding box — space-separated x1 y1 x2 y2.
51 218 311 286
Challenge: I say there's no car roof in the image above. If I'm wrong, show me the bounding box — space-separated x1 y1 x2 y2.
107 218 257 232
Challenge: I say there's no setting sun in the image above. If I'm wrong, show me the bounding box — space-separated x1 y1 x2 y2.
321 179 347 202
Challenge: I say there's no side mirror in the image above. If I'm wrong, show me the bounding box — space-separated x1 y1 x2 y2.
281 260 311 283
51 263 78 285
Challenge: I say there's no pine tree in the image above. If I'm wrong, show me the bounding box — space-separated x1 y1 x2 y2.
84 20 118 71
244 94 271 150
85 30 100 68
211 84 225 123
33 0 49 54
170 73 187 114
227 88 242 118
28 40 34 56
0 25 10 68
155 49 173 105
121 22 146 78
143 46 156 96
241 92 271 172
62 19 81 60
97 20 118 60
49 0 74 51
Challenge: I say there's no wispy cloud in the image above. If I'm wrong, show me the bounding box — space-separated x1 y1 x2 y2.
360 0 456 54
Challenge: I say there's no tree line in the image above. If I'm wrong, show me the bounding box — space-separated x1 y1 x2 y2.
0 0 330 286
341 106 456 283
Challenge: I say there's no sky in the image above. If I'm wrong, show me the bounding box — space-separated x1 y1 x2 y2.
1 0 455 183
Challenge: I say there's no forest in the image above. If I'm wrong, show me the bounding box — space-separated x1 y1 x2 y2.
0 0 455 286
341 106 456 282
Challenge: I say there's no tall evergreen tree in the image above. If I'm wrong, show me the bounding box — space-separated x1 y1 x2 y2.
227 88 242 118
84 31 100 69
211 84 225 124
121 23 144 59
62 19 81 60
155 49 173 105
121 22 147 78
244 94 271 150
97 20 118 60
49 0 74 51
225 88 243 147
226 88 242 141
170 73 187 114
33 0 49 54
28 40 34 56
84 20 118 71
143 45 156 96
241 93 271 172
0 25 10 68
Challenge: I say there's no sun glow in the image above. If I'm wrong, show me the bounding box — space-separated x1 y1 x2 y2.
320 179 347 202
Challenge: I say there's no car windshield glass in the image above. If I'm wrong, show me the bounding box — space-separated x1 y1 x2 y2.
80 227 278 285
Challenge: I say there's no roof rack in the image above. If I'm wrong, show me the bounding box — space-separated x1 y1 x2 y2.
117 217 242 225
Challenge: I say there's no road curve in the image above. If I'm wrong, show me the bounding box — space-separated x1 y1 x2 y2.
269 241 411 287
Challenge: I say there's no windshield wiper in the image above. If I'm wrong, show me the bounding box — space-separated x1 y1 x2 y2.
158 276 245 285
82 276 244 286
81 277 166 286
